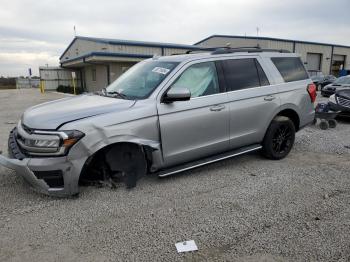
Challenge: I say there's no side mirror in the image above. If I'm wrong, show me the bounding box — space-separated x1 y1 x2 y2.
162 87 191 103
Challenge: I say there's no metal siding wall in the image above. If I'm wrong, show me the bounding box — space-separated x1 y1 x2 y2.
61 39 109 62
109 62 136 82
266 40 294 51
306 53 322 71
16 79 40 89
163 48 189 55
84 66 93 91
198 36 350 75
39 68 80 90
109 45 161 56
333 46 350 70
294 43 332 75
196 37 268 48
61 39 167 63
97 65 108 90
84 65 108 92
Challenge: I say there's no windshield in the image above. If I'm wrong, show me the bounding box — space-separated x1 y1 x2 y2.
334 76 350 85
105 60 179 99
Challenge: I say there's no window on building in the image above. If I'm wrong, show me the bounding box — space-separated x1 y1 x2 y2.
271 57 308 82
170 62 220 98
92 68 97 82
221 58 267 91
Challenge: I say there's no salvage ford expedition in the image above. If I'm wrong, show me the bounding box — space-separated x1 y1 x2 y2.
0 47 316 197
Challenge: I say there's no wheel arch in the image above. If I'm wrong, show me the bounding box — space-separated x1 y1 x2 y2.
79 138 160 184
275 108 300 131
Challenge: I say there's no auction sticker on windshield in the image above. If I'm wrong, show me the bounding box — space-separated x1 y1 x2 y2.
152 67 170 75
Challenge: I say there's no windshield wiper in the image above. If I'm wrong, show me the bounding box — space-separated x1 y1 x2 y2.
102 88 128 99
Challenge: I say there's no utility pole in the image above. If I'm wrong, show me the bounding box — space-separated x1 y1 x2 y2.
28 68 32 89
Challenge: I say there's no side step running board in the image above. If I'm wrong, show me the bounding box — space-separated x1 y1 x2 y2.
157 144 262 177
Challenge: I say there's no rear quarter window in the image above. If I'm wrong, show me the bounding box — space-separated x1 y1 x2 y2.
271 57 308 82
221 58 270 91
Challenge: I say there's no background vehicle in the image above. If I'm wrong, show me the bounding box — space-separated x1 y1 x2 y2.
311 75 336 91
0 48 316 197
308 70 323 77
321 76 350 97
328 89 350 117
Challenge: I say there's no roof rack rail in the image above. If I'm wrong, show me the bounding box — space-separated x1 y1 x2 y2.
185 47 216 54
211 46 290 55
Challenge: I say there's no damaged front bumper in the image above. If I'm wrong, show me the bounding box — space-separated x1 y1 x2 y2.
0 154 81 197
0 128 86 197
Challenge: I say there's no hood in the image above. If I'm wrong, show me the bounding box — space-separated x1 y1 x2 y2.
22 94 136 130
336 89 350 100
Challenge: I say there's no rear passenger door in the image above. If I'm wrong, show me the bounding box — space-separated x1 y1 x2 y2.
219 57 280 149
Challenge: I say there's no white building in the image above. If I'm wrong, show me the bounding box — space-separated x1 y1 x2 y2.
59 36 198 92
195 35 350 77
58 35 350 92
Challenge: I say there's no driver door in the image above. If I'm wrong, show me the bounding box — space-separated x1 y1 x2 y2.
157 61 230 168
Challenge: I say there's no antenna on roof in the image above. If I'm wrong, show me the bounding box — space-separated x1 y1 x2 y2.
74 25 77 37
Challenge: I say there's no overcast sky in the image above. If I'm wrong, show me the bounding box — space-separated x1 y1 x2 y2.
0 0 349 76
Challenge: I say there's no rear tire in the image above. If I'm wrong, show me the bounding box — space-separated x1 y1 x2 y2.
262 116 296 160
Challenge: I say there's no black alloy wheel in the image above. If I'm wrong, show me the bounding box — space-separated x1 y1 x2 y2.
271 123 294 155
262 116 296 160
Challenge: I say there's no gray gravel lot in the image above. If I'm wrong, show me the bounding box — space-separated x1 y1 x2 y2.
0 89 350 261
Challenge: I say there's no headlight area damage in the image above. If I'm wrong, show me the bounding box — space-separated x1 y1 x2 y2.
0 120 159 197
0 122 88 197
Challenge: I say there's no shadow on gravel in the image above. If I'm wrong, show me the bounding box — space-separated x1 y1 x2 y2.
336 115 350 123
156 151 262 182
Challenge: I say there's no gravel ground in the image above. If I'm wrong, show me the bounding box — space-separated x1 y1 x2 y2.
0 89 350 262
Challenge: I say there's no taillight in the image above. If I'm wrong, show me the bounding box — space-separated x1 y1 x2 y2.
307 83 317 103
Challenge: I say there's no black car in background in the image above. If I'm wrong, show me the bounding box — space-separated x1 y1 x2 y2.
328 89 350 116
321 76 350 97
311 75 336 91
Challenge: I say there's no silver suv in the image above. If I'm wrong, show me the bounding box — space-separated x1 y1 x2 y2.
0 48 316 197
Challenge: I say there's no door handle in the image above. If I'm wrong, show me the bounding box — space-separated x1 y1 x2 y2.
264 95 276 101
210 105 225 111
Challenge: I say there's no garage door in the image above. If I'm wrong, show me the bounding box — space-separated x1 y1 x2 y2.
333 54 345 62
306 53 322 71
332 54 346 76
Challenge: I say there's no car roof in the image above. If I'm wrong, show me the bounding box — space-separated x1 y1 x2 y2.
153 50 300 63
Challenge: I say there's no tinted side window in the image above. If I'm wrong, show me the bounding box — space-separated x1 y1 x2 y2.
221 58 261 91
271 57 308 82
170 62 220 98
